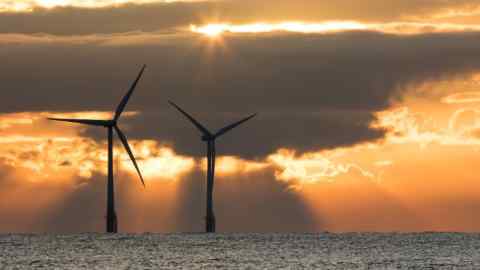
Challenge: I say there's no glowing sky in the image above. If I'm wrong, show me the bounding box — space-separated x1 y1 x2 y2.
2 0 480 233
190 21 480 36
0 0 192 12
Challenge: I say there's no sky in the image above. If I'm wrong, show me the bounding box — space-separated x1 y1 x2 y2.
2 0 480 233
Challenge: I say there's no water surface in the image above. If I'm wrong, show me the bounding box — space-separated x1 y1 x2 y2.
1 233 479 269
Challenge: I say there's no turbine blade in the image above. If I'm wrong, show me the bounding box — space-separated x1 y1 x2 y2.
214 113 257 138
168 101 211 136
114 126 145 187
48 118 109 126
114 65 146 121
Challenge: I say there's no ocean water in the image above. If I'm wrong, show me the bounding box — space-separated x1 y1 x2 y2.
0 233 479 269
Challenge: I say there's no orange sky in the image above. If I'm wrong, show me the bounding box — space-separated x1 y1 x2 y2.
2 0 480 232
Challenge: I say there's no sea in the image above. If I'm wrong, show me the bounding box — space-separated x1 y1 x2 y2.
0 233 479 269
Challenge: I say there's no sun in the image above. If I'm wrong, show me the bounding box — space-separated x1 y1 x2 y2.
190 24 228 37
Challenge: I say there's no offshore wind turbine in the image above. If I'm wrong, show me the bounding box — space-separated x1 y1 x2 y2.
169 101 256 233
48 65 147 233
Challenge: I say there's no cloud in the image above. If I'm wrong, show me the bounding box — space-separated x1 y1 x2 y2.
374 106 480 147
0 0 197 12
442 91 480 104
0 1 208 35
2 31 480 157
1 0 480 35
269 149 375 185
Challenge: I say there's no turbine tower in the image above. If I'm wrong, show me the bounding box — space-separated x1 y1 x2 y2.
48 65 147 233
169 101 256 233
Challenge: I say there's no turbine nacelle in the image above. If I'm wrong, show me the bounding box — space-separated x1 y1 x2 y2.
201 134 214 141
104 120 117 127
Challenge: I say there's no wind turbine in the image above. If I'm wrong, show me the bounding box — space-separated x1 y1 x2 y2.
169 101 256 233
48 65 147 233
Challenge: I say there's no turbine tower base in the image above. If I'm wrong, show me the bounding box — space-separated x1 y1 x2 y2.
206 215 216 233
107 213 118 233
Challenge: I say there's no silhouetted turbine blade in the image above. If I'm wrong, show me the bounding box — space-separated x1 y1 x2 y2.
48 118 110 126
214 114 257 138
114 126 145 187
168 101 211 136
114 65 147 121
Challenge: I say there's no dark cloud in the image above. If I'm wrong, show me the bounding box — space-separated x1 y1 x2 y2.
111 110 384 158
0 2 205 35
0 0 478 35
1 31 477 156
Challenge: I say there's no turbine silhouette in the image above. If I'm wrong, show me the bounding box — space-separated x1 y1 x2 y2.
169 101 256 233
48 65 147 233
